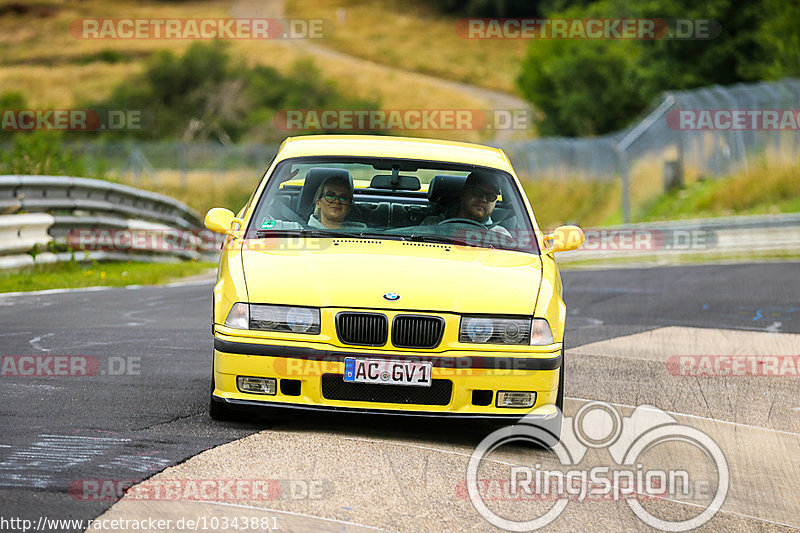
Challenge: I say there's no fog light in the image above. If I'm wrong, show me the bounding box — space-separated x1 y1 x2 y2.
237 376 276 395
497 391 536 408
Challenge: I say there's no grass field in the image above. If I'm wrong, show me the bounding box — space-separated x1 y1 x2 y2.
639 160 800 221
521 158 800 229
521 179 620 229
285 0 528 94
0 260 215 293
118 169 260 216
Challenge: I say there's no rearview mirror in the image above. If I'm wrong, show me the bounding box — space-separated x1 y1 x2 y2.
205 207 243 237
543 225 584 254
370 174 421 190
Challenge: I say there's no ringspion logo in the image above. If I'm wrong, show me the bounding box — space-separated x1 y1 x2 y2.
467 402 728 531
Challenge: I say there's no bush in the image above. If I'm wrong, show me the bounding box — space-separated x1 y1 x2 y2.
89 42 379 143
0 131 105 177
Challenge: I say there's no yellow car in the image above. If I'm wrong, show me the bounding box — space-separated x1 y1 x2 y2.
204 135 583 442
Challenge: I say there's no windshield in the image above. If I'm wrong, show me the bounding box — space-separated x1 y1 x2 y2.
247 156 540 254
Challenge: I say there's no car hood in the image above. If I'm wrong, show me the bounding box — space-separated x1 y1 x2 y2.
241 240 542 314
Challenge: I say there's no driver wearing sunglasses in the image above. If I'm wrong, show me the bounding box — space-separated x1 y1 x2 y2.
457 172 502 224
451 172 512 236
420 171 512 237
309 176 367 230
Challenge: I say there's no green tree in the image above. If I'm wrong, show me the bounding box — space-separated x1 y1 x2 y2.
633 0 772 96
516 0 800 136
745 0 800 79
517 38 647 136
427 0 546 17
516 1 648 135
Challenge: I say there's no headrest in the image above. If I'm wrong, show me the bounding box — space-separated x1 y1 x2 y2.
427 174 466 205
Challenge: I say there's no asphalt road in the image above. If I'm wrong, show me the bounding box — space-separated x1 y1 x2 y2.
1 262 798 532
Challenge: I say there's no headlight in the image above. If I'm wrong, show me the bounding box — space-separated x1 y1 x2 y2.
459 316 554 345
250 304 320 334
224 303 321 334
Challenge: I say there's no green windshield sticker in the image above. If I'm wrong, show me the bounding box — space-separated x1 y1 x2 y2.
261 219 277 229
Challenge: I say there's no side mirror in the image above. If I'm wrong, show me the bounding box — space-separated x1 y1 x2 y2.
205 208 243 237
543 225 584 254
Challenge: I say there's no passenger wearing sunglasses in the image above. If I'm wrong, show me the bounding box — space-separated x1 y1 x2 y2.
308 176 367 230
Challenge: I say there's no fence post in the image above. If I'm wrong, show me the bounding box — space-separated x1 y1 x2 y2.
673 94 685 182
178 143 187 189
615 144 630 224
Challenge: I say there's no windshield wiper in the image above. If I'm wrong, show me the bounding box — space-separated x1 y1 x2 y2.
406 233 473 247
254 228 463 244
254 229 352 239
354 231 406 241
255 229 387 239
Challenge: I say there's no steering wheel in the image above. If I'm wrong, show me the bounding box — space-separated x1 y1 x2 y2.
437 218 486 228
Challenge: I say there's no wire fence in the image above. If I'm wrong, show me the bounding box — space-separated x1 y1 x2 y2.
70 142 279 186
499 77 800 221
0 140 277 188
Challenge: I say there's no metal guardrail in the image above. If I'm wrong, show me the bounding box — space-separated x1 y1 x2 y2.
0 175 202 227
557 213 800 264
0 175 212 269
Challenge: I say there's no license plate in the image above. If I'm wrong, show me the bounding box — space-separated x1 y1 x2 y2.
343 358 432 387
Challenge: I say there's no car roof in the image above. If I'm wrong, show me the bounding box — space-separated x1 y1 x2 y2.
276 135 514 173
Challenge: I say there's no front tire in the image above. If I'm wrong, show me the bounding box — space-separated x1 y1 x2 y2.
556 345 565 411
208 370 233 421
209 395 233 420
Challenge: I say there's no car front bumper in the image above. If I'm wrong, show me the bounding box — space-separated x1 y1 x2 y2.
212 335 562 420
